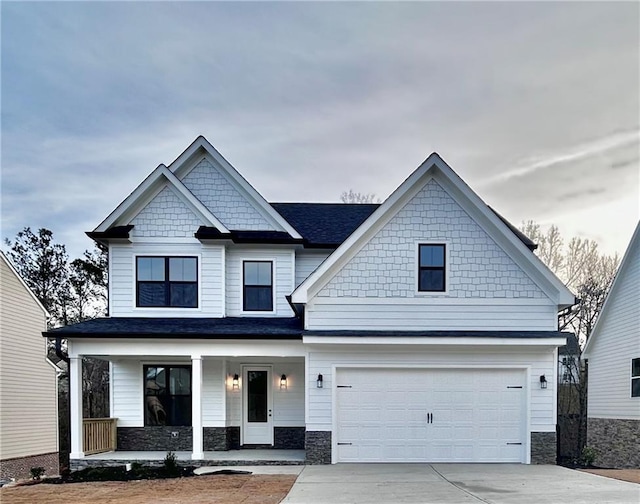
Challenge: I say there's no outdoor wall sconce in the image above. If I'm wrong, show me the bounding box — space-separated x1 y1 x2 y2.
317 374 323 388
280 374 288 390
540 375 547 389
232 373 239 390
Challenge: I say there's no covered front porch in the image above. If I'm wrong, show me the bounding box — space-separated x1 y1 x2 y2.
66 331 307 464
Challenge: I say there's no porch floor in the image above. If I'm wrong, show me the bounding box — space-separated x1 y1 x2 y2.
77 449 305 467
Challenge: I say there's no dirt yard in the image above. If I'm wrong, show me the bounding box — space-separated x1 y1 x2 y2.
580 468 640 484
0 474 297 504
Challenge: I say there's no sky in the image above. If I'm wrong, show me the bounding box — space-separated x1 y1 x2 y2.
2 1 639 260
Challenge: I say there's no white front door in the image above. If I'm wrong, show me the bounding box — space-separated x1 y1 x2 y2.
242 366 273 445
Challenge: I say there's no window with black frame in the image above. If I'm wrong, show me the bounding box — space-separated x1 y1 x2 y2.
144 365 191 426
632 358 640 398
136 256 197 307
243 261 273 311
418 244 446 292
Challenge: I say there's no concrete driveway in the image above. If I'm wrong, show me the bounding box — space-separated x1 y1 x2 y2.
282 464 640 504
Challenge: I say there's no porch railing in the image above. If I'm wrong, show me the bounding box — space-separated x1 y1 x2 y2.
83 418 117 455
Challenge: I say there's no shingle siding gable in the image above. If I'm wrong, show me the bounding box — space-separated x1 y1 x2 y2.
130 185 203 237
318 179 546 299
182 158 275 231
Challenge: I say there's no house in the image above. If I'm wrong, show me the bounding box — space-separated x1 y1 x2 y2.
46 136 575 467
558 333 580 385
0 252 59 480
582 222 639 469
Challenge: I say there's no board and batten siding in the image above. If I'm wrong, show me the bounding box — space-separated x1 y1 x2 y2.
306 179 555 331
110 242 224 317
295 251 331 288
587 232 640 420
306 348 557 433
0 256 58 460
225 247 295 316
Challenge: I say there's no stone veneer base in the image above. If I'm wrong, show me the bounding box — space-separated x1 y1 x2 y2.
117 426 193 451
530 432 557 464
587 417 640 469
305 431 331 464
70 458 304 471
0 452 60 480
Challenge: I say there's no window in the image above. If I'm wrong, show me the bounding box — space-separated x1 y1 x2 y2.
137 257 197 308
418 244 446 292
144 365 191 426
632 358 640 398
243 261 273 311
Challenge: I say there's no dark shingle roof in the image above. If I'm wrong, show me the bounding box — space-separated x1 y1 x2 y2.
44 317 303 339
271 203 379 248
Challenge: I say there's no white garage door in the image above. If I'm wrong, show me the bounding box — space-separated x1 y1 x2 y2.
336 368 526 463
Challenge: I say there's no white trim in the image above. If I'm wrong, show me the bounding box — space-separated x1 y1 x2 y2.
415 241 450 295
583 222 640 358
221 247 226 317
303 336 567 347
331 364 531 465
291 154 574 307
167 137 302 238
308 297 555 306
191 355 204 459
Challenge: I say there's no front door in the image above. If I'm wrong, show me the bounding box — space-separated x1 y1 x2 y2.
242 366 273 445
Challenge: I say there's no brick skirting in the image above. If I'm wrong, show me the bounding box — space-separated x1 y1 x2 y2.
0 452 60 481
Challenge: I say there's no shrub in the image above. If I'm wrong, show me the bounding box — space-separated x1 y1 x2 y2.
163 451 180 477
30 467 45 480
580 446 598 467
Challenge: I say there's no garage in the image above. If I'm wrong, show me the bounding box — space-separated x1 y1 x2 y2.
335 367 527 463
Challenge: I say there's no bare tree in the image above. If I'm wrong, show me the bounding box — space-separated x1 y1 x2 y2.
340 189 381 204
521 222 619 465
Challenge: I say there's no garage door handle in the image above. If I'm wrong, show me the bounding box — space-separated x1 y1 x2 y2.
337 442 352 445
506 442 522 445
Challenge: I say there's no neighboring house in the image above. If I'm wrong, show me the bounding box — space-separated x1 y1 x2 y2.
46 136 574 467
558 333 580 385
582 222 640 469
0 252 60 480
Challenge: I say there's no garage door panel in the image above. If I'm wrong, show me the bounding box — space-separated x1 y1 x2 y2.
336 368 526 463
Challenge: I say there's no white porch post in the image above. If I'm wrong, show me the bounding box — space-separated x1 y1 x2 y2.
191 355 204 460
69 356 84 458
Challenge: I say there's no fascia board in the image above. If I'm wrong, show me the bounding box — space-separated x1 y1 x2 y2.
435 169 574 307
183 137 303 239
159 166 229 233
1 251 50 318
291 154 442 303
302 335 568 347
583 221 639 358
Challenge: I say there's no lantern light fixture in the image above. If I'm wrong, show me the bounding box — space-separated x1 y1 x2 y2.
280 374 288 390
539 374 547 389
317 374 323 388
232 373 239 390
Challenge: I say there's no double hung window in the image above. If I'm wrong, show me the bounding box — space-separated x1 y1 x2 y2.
136 257 197 308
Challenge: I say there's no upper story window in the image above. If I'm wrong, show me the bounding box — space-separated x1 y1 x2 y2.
243 261 273 311
136 256 198 308
632 358 640 398
418 244 446 292
144 365 191 426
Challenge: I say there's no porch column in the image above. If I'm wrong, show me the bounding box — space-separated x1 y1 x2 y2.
69 356 84 458
191 355 203 459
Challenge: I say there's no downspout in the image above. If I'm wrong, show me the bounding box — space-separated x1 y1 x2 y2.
55 337 70 364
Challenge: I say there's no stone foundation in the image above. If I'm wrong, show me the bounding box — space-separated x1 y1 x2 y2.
274 427 305 449
70 457 303 471
305 431 331 464
531 431 557 464
0 452 60 480
203 427 240 451
117 426 192 451
587 417 640 468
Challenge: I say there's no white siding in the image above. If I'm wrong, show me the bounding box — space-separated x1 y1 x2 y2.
306 348 556 433
202 359 225 426
295 251 331 288
110 242 224 317
225 247 295 316
111 360 143 427
0 256 58 460
587 232 640 420
182 158 275 230
273 360 305 426
306 299 557 331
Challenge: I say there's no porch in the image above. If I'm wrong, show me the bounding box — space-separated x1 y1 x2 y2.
71 449 306 471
